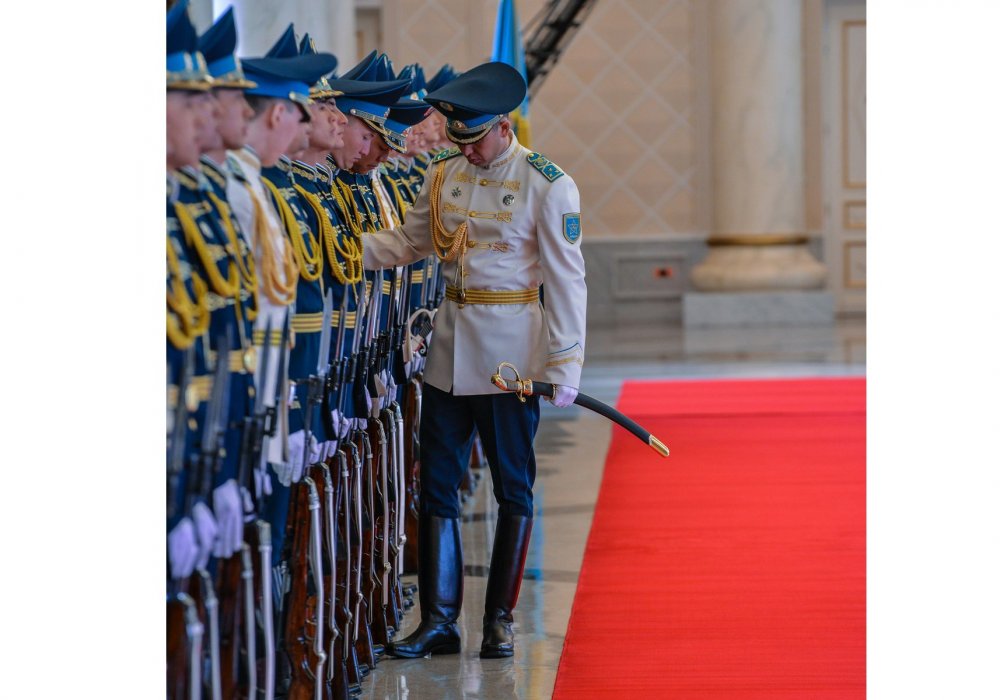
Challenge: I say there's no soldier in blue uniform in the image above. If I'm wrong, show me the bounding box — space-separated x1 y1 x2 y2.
226 43 338 568
167 0 227 581
194 7 265 561
325 53 411 422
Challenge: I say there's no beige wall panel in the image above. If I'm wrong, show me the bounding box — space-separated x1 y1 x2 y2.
389 0 704 240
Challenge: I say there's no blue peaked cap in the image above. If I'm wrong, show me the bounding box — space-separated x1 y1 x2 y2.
298 33 339 99
339 50 378 81
242 53 339 121
423 62 525 144
333 51 412 126
425 64 460 94
399 64 428 98
197 7 256 89
167 0 212 90
265 23 299 59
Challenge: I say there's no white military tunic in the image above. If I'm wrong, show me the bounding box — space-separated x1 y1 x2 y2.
363 134 586 395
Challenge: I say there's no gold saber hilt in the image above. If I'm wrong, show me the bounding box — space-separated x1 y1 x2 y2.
490 362 670 458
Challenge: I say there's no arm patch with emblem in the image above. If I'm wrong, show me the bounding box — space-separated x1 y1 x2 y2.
526 152 565 182
563 213 582 244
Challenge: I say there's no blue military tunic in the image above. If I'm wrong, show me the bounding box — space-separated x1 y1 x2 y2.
200 155 260 490
167 174 213 530
174 165 252 489
260 157 327 443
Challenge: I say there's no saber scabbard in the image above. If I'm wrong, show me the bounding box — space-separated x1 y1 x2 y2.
490 362 670 458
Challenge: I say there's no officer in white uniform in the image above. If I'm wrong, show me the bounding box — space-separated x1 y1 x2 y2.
360 62 586 659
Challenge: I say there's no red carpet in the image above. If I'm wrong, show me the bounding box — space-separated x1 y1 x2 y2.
552 378 865 698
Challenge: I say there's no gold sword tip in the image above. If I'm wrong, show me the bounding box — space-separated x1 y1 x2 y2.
649 435 670 458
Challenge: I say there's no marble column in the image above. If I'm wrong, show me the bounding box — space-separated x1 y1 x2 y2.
690 0 827 292
328 0 357 70
227 0 298 57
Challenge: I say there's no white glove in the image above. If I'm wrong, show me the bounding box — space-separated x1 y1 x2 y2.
168 518 199 580
547 384 578 409
240 486 255 516
319 440 333 461
276 429 306 486
334 411 351 440
363 387 374 418
386 374 397 403
191 501 219 568
211 480 244 558
354 416 367 431
307 432 323 465
372 371 387 415
254 465 273 499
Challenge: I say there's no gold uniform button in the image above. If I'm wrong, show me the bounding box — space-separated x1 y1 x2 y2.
467 240 477 248
480 179 488 186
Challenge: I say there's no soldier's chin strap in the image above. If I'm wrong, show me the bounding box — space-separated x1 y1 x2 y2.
490 362 670 458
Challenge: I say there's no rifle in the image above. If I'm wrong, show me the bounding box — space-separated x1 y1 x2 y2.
167 592 204 700
256 317 289 700
356 270 382 419
350 432 380 671
217 322 273 700
379 406 403 632
183 333 231 700
327 450 357 699
365 417 392 646
264 317 292 467
246 519 275 700
339 441 366 687
238 319 273 512
300 289 334 479
280 473 320 699
401 375 422 576
389 402 410 613
322 285 349 441
314 461 345 700
168 347 195 522
239 544 258 699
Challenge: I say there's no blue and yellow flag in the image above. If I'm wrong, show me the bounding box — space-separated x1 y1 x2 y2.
491 0 531 148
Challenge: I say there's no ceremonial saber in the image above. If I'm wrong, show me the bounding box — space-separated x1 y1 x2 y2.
490 362 670 458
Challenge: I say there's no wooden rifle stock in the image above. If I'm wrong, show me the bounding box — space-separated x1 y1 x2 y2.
401 377 422 575
339 443 365 687
282 478 320 699
214 553 245 699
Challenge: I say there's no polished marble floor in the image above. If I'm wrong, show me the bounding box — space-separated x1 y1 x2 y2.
361 318 866 699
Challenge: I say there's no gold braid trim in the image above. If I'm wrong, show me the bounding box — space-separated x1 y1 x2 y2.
246 183 298 306
261 178 323 282
384 174 410 222
206 191 258 322
355 180 384 233
328 182 365 281
294 183 360 285
333 180 367 232
429 162 468 262
173 201 240 298
166 239 210 348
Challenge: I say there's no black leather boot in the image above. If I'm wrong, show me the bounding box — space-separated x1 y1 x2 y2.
480 514 532 659
386 514 463 658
